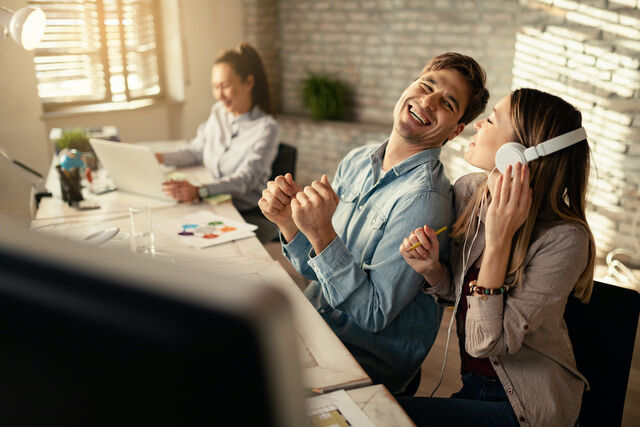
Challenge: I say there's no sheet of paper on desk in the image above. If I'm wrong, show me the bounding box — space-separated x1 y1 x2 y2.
306 389 374 427
156 210 257 248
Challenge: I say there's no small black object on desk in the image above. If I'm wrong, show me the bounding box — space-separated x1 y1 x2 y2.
56 165 84 205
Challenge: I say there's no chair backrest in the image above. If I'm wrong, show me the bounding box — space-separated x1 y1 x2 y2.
564 280 640 426
270 143 297 181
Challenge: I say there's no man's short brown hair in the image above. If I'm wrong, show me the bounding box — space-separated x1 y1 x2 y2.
420 52 489 125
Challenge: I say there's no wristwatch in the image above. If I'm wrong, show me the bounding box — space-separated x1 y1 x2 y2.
197 186 209 200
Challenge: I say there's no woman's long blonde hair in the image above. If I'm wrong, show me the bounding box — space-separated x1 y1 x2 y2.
451 88 595 302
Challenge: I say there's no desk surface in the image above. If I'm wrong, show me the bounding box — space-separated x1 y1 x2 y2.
348 384 416 426
34 159 371 394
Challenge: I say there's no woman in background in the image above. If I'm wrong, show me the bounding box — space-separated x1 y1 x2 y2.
157 42 279 241
398 88 595 426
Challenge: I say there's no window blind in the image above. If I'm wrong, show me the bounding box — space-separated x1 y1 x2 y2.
28 0 162 110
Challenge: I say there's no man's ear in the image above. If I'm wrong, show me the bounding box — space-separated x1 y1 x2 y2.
447 123 465 141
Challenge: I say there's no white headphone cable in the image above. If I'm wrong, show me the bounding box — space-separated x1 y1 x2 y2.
430 169 494 397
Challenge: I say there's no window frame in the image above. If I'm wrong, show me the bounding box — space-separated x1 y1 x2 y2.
29 0 166 113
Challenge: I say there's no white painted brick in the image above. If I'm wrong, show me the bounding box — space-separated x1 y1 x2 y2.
330 1 357 10
515 40 567 65
577 4 620 23
615 68 640 82
545 24 602 41
612 73 640 89
312 2 331 11
567 52 596 66
553 0 579 10
619 55 640 70
595 58 618 71
566 11 604 27
602 22 640 39
615 39 640 53
593 107 631 126
598 97 640 112
619 9 640 28
609 0 637 7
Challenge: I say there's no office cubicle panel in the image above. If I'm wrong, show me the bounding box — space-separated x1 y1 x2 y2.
0 216 305 426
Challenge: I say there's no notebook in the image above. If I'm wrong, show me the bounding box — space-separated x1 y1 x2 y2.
89 138 176 202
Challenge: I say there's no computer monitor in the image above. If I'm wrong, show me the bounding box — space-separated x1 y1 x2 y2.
0 216 305 426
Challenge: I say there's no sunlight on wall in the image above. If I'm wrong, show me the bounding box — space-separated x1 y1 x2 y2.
511 0 640 258
442 0 640 261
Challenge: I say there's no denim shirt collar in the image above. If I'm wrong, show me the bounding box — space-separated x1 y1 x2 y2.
370 139 443 180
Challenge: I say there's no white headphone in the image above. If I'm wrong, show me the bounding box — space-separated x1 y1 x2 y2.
495 127 587 174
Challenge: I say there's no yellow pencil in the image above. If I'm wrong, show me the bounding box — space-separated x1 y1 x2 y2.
409 226 448 251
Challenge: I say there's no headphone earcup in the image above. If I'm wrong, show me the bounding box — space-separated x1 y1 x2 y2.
495 143 528 174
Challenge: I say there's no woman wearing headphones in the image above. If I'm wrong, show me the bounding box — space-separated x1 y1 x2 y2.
157 42 279 240
398 88 595 427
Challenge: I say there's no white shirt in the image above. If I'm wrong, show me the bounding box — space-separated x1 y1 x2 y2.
162 102 279 211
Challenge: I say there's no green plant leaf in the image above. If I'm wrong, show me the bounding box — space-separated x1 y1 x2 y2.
56 127 91 152
301 71 349 120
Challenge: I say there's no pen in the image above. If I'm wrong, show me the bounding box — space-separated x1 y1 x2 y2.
409 226 448 251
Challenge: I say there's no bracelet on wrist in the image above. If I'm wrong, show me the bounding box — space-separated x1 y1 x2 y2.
469 280 510 300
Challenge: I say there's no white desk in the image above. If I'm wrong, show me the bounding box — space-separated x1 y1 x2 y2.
33 159 370 394
31 157 425 425
348 385 416 426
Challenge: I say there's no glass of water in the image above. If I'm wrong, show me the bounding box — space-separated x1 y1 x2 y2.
129 204 155 254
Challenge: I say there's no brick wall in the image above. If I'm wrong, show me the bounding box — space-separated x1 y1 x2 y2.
510 0 640 257
244 0 640 260
278 115 390 185
243 0 281 112
277 0 523 124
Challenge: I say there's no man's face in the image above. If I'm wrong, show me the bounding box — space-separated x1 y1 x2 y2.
392 68 470 147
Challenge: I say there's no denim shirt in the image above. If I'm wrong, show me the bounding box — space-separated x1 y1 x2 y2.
282 140 454 393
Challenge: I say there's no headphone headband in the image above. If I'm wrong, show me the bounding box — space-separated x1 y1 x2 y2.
495 127 587 174
525 127 587 160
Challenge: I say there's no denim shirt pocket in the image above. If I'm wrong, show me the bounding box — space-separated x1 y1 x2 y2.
360 207 387 262
368 210 386 230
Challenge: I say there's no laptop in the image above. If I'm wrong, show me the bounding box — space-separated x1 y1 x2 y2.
89 138 175 202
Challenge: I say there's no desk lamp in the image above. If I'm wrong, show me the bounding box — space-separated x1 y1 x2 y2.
1 5 49 215
0 6 45 50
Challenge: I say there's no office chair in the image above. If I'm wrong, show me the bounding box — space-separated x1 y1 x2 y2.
564 280 640 427
270 143 297 181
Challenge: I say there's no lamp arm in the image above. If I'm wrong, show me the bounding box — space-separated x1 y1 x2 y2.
0 7 13 29
0 143 44 183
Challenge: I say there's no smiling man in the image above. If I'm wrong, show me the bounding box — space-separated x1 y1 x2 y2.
259 53 489 394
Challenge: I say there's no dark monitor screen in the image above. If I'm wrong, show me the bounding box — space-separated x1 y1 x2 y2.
0 218 304 426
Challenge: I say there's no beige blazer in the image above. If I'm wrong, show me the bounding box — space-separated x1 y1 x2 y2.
424 173 589 427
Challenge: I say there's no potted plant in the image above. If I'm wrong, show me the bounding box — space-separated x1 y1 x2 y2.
301 72 349 121
55 127 98 170
55 127 91 153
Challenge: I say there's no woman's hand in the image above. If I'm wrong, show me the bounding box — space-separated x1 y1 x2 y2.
162 180 198 202
485 163 532 251
399 225 444 284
